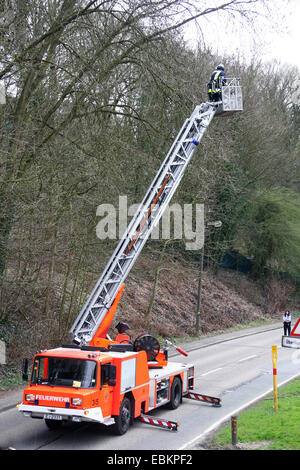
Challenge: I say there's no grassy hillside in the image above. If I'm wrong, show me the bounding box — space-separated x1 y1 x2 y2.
0 244 298 388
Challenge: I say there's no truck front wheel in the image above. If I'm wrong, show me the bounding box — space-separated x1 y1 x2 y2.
113 397 131 435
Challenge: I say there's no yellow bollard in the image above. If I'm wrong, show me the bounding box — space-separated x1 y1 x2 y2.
272 345 278 411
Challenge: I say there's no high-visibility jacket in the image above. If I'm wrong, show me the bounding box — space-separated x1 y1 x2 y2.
207 70 226 95
115 333 131 343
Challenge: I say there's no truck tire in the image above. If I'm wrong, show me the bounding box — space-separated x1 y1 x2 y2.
113 397 131 435
168 376 182 409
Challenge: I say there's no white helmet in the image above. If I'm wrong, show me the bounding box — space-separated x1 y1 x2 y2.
217 63 224 70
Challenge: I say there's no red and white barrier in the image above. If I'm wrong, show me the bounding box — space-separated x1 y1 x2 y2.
139 414 179 431
185 391 221 406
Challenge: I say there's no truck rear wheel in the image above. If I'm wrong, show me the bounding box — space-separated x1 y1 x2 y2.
113 397 131 435
168 376 182 409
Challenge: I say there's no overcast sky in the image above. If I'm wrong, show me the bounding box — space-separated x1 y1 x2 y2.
253 0 300 70
184 0 300 71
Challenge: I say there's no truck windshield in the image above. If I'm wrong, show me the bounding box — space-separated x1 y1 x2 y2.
31 357 97 388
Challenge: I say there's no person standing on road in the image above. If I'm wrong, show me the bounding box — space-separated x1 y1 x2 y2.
283 310 292 336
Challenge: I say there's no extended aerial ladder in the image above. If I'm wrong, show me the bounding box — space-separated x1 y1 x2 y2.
70 78 243 347
19 78 243 434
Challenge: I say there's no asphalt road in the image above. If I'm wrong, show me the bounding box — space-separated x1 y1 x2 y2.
1 322 299 451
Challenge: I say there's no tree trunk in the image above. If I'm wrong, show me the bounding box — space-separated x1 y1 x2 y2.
146 241 168 318
0 192 15 282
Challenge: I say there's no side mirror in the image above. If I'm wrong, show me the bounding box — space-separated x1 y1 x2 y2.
22 358 29 381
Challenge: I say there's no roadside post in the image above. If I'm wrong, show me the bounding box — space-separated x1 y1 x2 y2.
272 345 278 411
231 416 238 446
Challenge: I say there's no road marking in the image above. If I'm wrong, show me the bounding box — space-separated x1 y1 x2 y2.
238 354 257 362
179 371 300 450
200 368 222 377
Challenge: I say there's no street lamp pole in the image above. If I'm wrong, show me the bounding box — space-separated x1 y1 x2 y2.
0 81 6 105
195 218 222 336
195 244 204 335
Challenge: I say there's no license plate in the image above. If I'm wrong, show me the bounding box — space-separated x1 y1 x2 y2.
44 414 63 421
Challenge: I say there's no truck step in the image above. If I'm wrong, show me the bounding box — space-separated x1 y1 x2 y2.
184 390 222 407
138 414 179 431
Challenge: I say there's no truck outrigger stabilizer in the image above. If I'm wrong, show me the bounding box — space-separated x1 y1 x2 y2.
139 414 179 432
185 391 222 407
